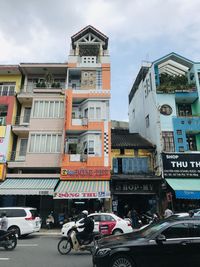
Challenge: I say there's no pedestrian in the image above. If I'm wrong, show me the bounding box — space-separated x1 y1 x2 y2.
128 208 139 228
164 207 173 218
0 212 8 236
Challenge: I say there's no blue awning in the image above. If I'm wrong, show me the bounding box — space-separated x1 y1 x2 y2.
166 179 200 199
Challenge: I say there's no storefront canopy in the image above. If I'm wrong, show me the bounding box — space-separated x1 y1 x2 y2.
166 179 200 199
54 181 110 199
0 178 59 196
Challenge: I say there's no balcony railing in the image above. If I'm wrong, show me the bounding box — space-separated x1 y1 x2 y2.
20 83 66 93
9 151 26 161
13 116 30 125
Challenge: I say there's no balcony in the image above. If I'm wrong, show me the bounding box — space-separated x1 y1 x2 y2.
173 116 200 132
8 151 61 168
12 116 30 136
71 117 88 126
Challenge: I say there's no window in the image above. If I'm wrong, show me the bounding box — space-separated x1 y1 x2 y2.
178 138 183 143
122 157 148 174
84 108 88 118
177 104 192 116
0 105 8 125
179 146 185 152
23 108 31 123
186 134 197 151
191 222 200 237
96 107 101 119
33 101 64 118
177 130 182 135
162 223 189 239
19 139 28 157
29 133 62 153
145 115 149 128
0 83 15 96
89 107 95 120
162 132 175 152
88 140 95 154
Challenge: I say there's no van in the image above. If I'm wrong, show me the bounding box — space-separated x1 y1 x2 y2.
0 207 41 237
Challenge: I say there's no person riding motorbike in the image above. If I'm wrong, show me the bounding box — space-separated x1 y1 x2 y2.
0 212 8 237
76 210 94 246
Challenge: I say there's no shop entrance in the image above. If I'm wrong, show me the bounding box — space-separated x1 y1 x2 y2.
115 194 157 218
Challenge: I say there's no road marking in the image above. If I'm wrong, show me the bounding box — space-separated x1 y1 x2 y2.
0 258 10 260
18 244 38 247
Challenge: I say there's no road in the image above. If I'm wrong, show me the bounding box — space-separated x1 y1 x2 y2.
0 233 92 267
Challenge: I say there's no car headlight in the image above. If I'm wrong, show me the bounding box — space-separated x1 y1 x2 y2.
96 248 111 257
62 224 69 229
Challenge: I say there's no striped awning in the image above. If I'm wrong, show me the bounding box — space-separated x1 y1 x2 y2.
54 181 110 199
0 179 59 196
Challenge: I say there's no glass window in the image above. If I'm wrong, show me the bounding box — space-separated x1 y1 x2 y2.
162 132 175 152
88 140 94 154
186 134 197 151
145 115 149 128
29 134 61 153
96 107 101 119
89 107 95 120
19 139 28 156
23 108 31 123
162 223 189 239
178 104 192 116
191 222 200 237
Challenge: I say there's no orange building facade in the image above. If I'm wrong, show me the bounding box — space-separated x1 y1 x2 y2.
54 26 111 213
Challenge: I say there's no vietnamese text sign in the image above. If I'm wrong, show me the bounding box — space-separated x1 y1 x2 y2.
54 191 110 199
162 153 200 178
61 166 110 179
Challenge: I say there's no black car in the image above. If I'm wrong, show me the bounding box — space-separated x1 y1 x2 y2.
92 215 200 267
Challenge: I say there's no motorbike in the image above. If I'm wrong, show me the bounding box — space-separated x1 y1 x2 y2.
0 229 17 251
57 227 101 255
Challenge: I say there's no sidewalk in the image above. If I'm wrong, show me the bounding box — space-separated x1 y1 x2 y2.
33 228 61 236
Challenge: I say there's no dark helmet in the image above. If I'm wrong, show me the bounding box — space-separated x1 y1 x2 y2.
1 212 6 217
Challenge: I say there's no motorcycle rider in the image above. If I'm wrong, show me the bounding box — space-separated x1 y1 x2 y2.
76 210 94 246
0 212 8 237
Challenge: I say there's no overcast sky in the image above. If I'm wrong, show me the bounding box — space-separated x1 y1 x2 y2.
1 0 200 121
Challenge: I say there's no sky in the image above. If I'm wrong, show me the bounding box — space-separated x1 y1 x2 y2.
1 0 200 121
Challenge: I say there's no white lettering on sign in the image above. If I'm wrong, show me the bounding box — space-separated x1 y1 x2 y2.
171 161 200 168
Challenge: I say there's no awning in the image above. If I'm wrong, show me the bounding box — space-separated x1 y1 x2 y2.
0 179 59 196
54 181 110 199
166 179 200 199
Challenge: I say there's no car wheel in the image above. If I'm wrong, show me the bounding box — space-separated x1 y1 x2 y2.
113 229 123 235
110 254 134 267
8 226 21 238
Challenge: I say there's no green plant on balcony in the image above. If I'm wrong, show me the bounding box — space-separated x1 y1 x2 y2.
157 73 195 93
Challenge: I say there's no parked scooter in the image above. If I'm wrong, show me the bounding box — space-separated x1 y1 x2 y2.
57 226 101 255
0 229 17 251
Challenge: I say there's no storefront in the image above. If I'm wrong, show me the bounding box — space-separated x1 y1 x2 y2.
162 153 200 211
54 180 111 219
0 178 59 223
111 176 161 218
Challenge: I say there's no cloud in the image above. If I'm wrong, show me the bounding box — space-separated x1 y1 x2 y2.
0 0 200 120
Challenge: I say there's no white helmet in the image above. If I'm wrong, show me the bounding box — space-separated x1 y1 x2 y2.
82 210 88 216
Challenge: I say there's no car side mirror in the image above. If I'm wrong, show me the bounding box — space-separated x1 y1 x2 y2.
156 234 166 244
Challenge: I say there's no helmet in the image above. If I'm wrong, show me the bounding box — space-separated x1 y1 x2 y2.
82 210 88 216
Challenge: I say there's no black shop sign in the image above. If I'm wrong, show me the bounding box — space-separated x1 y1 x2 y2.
114 182 155 194
162 153 200 178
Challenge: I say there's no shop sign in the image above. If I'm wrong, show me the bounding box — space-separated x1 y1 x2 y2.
114 182 154 193
61 166 110 179
162 153 200 178
54 191 110 199
0 125 11 163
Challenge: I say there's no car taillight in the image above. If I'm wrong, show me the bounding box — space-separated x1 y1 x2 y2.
25 216 35 221
127 222 132 227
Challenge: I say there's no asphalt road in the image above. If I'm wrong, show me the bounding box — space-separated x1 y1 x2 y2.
0 234 92 267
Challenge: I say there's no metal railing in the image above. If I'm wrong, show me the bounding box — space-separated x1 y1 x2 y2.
9 151 26 161
19 83 66 93
13 116 30 126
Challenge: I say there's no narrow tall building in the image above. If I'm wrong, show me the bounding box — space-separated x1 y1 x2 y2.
129 53 200 210
54 26 111 214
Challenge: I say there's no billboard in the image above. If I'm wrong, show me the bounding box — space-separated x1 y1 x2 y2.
0 125 11 163
162 153 200 178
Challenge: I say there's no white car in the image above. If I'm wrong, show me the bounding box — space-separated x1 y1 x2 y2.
0 207 41 237
61 212 133 236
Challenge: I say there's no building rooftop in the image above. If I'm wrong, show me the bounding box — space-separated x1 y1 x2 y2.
111 129 155 149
